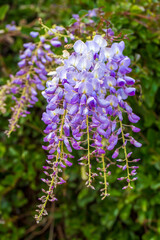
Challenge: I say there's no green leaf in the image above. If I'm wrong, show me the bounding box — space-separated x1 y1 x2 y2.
120 204 132 222
68 18 77 27
0 5 9 21
0 143 6 157
151 182 160 190
121 29 134 35
78 10 88 18
130 5 145 13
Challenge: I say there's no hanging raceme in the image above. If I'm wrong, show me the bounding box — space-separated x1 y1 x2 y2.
35 31 141 222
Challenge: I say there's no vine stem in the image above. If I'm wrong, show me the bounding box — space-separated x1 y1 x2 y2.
102 153 108 199
86 115 91 186
39 18 79 40
119 120 131 187
36 110 66 223
7 85 27 136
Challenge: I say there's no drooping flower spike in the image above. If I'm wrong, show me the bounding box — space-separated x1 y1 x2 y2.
2 25 72 136
35 33 141 223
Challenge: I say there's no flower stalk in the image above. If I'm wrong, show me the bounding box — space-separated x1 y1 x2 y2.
101 153 108 199
86 114 92 187
36 109 66 223
120 120 131 187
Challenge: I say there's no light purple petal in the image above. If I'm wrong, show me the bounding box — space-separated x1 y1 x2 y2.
93 35 107 47
73 40 87 54
30 31 39 38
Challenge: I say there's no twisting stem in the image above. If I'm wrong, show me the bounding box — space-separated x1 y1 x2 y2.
36 110 66 223
39 18 79 40
120 120 131 187
86 115 91 186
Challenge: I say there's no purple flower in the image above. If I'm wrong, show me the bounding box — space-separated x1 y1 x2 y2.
124 76 135 85
131 126 141 132
112 149 119 159
93 35 107 47
6 23 17 31
130 138 142 148
111 41 124 58
78 81 93 96
119 57 131 74
18 60 26 68
69 104 79 115
117 78 126 87
64 160 73 167
50 40 62 47
125 87 136 96
128 113 140 123
97 98 110 107
87 97 96 108
30 31 39 38
106 95 118 107
73 40 87 54
86 41 100 53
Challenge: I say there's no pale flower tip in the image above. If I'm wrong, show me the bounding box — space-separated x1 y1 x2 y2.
47 71 57 76
63 50 70 58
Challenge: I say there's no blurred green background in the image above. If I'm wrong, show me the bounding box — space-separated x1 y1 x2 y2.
0 0 160 239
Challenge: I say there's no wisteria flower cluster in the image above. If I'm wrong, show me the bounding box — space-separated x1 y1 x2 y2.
35 32 141 223
0 9 141 224
1 26 66 136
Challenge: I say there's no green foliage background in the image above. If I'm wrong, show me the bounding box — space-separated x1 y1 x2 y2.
0 0 160 239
